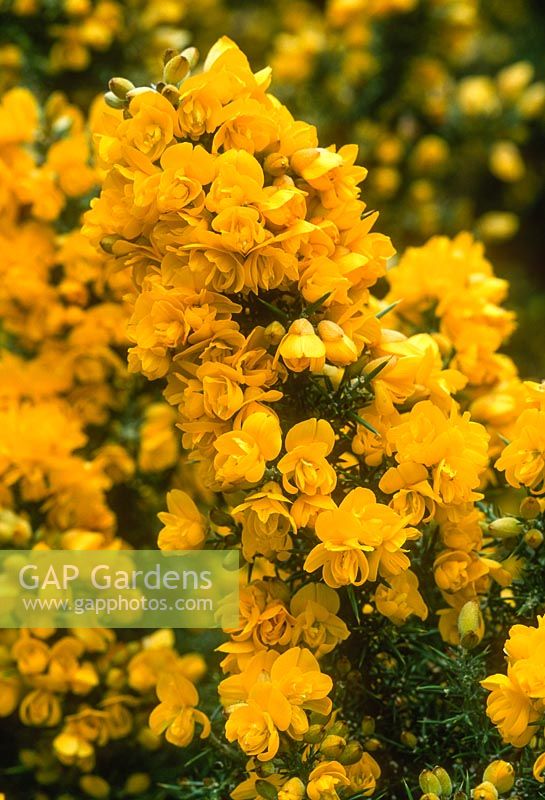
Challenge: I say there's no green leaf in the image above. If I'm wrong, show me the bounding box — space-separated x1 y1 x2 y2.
376 299 401 319
350 412 379 436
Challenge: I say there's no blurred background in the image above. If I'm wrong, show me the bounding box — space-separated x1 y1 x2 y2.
1 0 544 374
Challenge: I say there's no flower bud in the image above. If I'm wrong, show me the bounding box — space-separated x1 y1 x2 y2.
108 77 134 99
303 724 325 744
524 528 544 549
420 795 441 800
319 734 346 759
488 517 523 538
124 774 151 795
401 731 417 748
264 321 286 346
339 741 364 765
161 84 181 106
181 47 199 69
457 600 484 650
472 782 498 800
482 760 515 793
433 767 453 797
79 775 110 799
327 721 349 739
363 737 382 751
519 496 541 520
361 716 375 736
104 91 126 109
99 235 121 254
255 780 279 800
163 54 190 85
419 770 442 795
264 153 289 177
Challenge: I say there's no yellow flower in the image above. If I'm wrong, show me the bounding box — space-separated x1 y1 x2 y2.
304 487 415 588
225 699 281 761
533 753 545 783
157 489 206 550
278 777 305 800
481 668 539 746
276 318 326 373
290 583 350 657
317 320 358 365
496 408 545 494
433 550 489 593
232 482 296 561
19 689 62 727
119 90 178 163
472 782 498 800
306 761 350 800
374 570 428 625
346 753 381 796
11 634 50 675
149 667 210 747
482 760 515 792
219 647 332 757
278 418 336 496
213 411 282 489
0 671 22 716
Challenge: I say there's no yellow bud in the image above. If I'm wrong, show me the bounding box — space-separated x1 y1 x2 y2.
458 600 484 650
419 770 443 795
497 61 534 100
488 517 523 538
477 211 519 242
79 775 110 799
320 734 346 759
137 727 162 751
520 496 541 519
124 774 151 795
264 153 290 177
420 795 441 800
264 321 286 346
339 741 364 765
303 724 325 744
104 91 125 109
482 760 515 793
401 731 418 748
472 781 498 800
361 716 375 736
362 602 374 615
518 82 545 118
328 721 349 738
433 767 453 797
524 528 544 549
163 54 190 85
161 84 181 106
108 77 134 99
99 235 121 254
364 737 382 752
181 46 199 69
490 141 525 182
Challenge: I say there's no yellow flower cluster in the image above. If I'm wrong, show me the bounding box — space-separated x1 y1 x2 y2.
80 36 545 798
0 79 195 796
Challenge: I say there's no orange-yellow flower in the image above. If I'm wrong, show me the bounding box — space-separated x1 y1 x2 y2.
213 411 282 489
149 668 210 747
276 319 326 373
278 418 336 495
